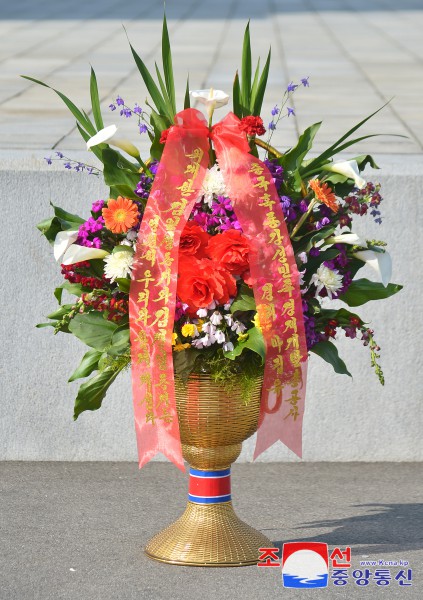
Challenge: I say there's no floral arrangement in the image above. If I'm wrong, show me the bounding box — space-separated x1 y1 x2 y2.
30 18 401 435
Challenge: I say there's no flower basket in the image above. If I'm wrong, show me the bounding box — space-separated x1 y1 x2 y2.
145 372 271 566
31 15 402 567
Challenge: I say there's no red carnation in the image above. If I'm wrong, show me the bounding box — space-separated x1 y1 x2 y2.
239 115 266 137
179 222 211 259
160 128 170 144
206 229 250 276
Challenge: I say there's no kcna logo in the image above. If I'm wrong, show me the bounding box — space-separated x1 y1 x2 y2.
282 542 329 588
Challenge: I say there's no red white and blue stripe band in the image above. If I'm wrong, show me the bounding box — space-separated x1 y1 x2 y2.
188 467 231 504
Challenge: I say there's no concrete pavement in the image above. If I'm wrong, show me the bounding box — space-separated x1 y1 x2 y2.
0 0 423 155
1 462 422 599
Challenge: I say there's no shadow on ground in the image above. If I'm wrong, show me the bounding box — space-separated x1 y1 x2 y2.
270 503 423 554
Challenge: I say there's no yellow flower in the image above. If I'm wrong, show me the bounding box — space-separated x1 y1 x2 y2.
252 313 262 333
172 333 178 346
238 333 249 342
181 323 195 338
197 319 204 333
173 343 191 352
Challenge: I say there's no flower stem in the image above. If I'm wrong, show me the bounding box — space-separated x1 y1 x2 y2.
291 198 317 239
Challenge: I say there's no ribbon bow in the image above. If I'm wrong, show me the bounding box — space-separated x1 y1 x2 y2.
129 108 307 471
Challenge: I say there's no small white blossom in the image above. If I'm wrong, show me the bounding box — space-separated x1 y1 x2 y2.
299 269 306 287
215 330 225 344
104 250 134 283
126 229 138 242
202 333 216 346
223 302 232 310
224 314 234 327
210 311 223 325
196 308 208 318
310 265 343 299
232 321 246 334
200 164 226 207
207 299 217 310
298 252 308 264
223 341 234 352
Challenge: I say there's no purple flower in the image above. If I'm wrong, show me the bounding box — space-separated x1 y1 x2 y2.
301 77 310 87
287 82 298 92
268 122 276 131
133 103 142 115
44 157 52 165
299 199 308 213
271 105 279 116
309 247 320 257
109 104 116 111
264 159 284 189
55 151 64 159
120 108 132 118
116 95 124 106
314 217 330 230
280 195 291 210
287 107 295 117
139 124 148 134
64 162 72 170
91 199 105 213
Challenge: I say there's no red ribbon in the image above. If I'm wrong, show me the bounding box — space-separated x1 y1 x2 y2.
129 109 308 471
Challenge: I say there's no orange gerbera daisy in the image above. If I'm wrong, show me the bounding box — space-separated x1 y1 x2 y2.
102 196 139 234
309 179 339 213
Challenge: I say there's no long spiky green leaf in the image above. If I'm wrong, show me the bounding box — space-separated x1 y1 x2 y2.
162 13 176 114
241 21 252 113
89 66 104 130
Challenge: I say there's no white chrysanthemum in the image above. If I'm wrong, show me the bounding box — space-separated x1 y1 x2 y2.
201 164 226 206
104 250 134 282
310 265 343 300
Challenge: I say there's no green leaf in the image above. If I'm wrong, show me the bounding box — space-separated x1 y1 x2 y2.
301 102 401 176
47 304 74 320
249 58 260 112
68 349 103 382
36 216 62 244
89 66 104 130
230 284 256 313
224 327 265 363
51 203 85 229
73 366 122 419
173 348 202 382
339 279 403 307
232 71 242 118
102 148 140 190
110 184 140 201
241 21 252 112
68 312 119 351
21 75 96 135
116 278 131 293
184 75 191 109
316 307 363 327
354 154 380 171
36 322 57 329
107 325 130 356
162 13 176 114
128 36 173 121
252 48 271 116
155 62 174 117
310 340 351 376
55 282 86 299
282 122 322 173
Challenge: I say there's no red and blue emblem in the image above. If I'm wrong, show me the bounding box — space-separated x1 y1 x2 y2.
188 467 231 504
282 542 329 588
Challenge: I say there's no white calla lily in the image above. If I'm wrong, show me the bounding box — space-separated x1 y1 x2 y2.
326 232 367 247
62 244 109 266
353 249 392 287
190 88 229 121
54 229 79 263
324 160 366 189
86 125 140 158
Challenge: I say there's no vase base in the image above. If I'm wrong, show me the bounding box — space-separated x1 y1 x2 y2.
145 501 272 567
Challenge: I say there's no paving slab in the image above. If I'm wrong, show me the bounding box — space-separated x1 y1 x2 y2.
0 0 422 155
1 462 422 599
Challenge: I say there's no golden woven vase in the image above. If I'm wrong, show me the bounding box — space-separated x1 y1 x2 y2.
144 373 272 566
